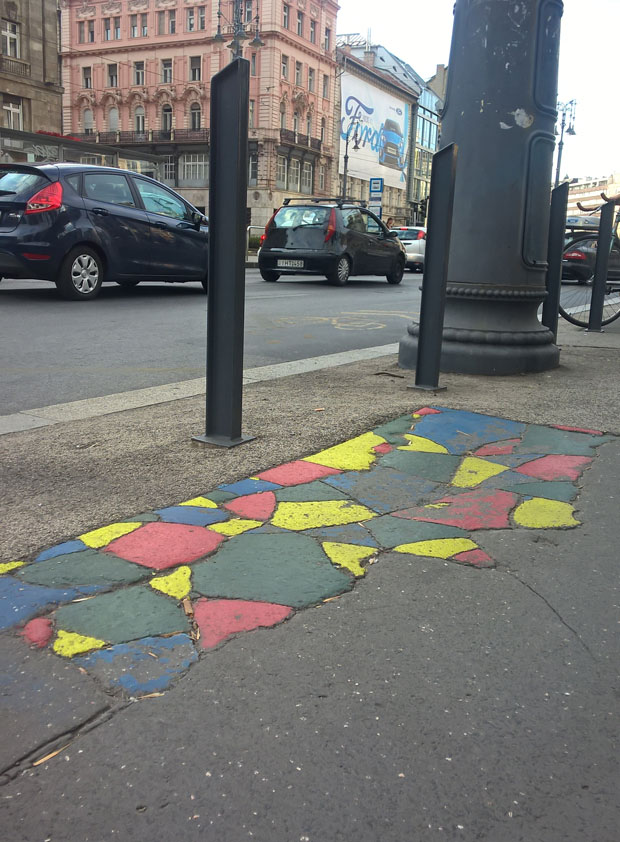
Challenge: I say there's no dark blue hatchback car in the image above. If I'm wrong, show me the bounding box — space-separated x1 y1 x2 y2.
0 163 208 300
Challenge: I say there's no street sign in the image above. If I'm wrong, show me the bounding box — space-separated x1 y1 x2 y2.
369 177 384 195
369 203 382 218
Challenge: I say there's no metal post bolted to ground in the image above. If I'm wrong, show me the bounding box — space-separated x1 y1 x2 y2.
409 143 458 392
542 181 570 342
587 199 615 333
193 58 255 448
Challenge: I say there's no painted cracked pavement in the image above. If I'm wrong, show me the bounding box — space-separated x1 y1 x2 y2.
1 408 613 698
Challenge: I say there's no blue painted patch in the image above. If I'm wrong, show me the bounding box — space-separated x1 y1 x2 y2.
75 634 198 696
35 540 87 562
306 523 379 547
155 506 230 526
217 478 281 495
0 577 81 631
325 467 439 515
413 409 526 455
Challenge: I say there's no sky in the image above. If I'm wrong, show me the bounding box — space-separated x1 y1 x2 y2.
336 0 619 181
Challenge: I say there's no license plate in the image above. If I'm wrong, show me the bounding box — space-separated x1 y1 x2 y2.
277 259 304 268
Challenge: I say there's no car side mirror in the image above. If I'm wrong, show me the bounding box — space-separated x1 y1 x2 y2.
191 210 205 230
385 230 398 238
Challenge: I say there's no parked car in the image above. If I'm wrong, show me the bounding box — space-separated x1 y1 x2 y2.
0 163 208 300
258 198 406 286
562 236 620 284
390 226 426 272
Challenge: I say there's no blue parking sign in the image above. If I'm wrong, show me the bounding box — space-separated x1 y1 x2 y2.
369 177 384 195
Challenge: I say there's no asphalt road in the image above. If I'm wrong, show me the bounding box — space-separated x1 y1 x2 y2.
0 270 423 414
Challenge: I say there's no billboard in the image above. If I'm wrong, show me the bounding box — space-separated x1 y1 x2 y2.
339 72 411 190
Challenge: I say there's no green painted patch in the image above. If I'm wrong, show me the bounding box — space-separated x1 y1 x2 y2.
54 587 189 645
120 513 160 523
511 481 578 502
274 481 350 503
192 532 353 608
365 515 468 549
516 425 612 457
202 489 237 504
16 549 149 589
379 450 461 482
372 415 416 444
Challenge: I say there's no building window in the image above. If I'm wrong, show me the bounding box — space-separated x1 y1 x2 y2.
308 68 315 93
107 63 117 87
306 114 312 137
181 153 208 181
190 102 201 130
130 14 138 37
309 19 316 44
162 59 172 84
289 158 300 192
301 161 312 193
244 0 253 22
2 96 22 130
280 105 286 129
77 21 84 43
320 117 326 142
108 106 119 131
1 19 20 57
293 111 299 134
169 10 176 34
250 52 256 76
163 155 176 183
161 104 173 132
281 55 288 79
114 17 121 38
248 152 258 185
186 8 195 31
190 56 201 81
88 20 95 42
82 66 92 89
297 11 303 36
318 164 325 191
141 13 148 36
324 27 331 51
103 17 111 40
134 61 145 85
134 105 145 133
322 74 329 99
283 4 289 28
157 11 165 34
249 99 255 129
295 61 302 86
83 108 94 135
276 155 287 189
198 6 206 29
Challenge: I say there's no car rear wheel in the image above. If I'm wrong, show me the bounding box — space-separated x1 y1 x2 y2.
260 270 280 282
387 257 405 285
56 247 104 300
327 256 350 286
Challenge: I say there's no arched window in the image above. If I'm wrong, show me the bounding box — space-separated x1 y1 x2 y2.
134 105 145 133
108 107 119 132
161 104 172 133
190 102 201 130
83 108 94 135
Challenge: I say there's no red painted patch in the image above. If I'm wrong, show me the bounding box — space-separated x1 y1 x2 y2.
256 461 341 486
474 439 521 456
515 454 592 481
21 617 53 648
394 488 518 530
104 522 224 570
373 443 393 454
452 548 495 568
552 424 603 436
224 491 276 520
413 407 441 416
193 598 293 649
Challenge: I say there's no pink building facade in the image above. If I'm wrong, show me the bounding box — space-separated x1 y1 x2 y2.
61 0 339 223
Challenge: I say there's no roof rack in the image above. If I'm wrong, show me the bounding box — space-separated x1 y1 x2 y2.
282 196 367 208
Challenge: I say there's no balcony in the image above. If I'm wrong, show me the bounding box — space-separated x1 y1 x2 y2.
0 55 31 77
280 129 321 152
71 128 211 146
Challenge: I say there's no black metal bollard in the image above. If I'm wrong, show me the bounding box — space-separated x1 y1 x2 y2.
587 200 615 333
193 58 255 448
407 144 458 391
542 181 569 342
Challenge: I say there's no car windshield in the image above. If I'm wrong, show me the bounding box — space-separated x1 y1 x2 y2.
273 206 331 228
384 120 401 135
0 169 47 197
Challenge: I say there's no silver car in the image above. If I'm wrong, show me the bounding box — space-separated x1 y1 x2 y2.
390 226 426 272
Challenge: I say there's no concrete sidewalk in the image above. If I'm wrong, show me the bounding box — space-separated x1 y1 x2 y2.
1 317 619 841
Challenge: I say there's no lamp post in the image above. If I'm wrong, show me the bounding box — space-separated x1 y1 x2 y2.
214 0 264 57
554 99 576 188
341 118 360 199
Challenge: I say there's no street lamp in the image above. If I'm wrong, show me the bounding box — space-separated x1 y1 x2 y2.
341 118 360 199
554 99 576 188
214 1 264 57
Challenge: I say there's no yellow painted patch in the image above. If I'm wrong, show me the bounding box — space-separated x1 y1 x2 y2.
208 518 263 536
271 500 377 531
0 561 25 573
321 542 376 577
398 434 449 453
427 502 450 509
451 456 508 488
150 566 192 599
79 522 142 549
53 630 106 657
303 432 386 471
513 498 579 529
178 496 218 508
394 538 478 559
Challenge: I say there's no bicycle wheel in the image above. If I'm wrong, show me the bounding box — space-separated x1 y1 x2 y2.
559 236 620 327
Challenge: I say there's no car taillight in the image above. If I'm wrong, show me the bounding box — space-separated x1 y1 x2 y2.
262 209 277 244
564 250 586 260
260 233 266 245
25 181 63 214
417 231 426 240
324 208 337 242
